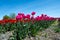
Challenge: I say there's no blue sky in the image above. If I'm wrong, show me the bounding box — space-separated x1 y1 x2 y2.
0 0 60 19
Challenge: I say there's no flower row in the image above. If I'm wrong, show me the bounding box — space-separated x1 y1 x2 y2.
0 12 57 24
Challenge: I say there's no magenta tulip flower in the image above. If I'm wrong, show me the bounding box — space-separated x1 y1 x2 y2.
31 12 36 15
16 13 24 20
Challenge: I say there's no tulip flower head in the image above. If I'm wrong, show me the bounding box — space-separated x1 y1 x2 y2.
31 12 36 15
16 13 24 20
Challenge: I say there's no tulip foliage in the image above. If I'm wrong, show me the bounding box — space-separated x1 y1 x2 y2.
0 12 56 40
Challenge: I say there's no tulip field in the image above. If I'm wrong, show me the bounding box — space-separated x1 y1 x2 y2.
0 12 59 40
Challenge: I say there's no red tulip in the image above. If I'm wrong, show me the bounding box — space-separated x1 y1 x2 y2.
0 20 6 25
0 20 3 24
3 19 9 23
9 19 16 23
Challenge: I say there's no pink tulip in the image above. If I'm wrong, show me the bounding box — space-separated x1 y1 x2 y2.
26 14 30 19
23 14 30 20
18 13 24 16
16 13 24 20
16 15 22 20
35 16 42 21
31 16 34 20
31 12 36 15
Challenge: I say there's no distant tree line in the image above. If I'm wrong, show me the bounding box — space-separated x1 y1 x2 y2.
3 13 16 20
